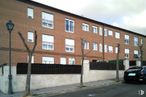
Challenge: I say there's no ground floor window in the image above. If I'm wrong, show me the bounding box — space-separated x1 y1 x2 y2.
125 49 130 58
42 57 54 64
27 56 34 63
68 58 75 65
60 57 66 65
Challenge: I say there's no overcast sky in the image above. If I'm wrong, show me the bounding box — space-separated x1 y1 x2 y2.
33 0 146 35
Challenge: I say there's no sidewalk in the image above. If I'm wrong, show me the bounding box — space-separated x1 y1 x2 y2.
0 79 122 97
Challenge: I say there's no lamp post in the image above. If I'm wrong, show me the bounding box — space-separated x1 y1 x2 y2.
6 20 14 94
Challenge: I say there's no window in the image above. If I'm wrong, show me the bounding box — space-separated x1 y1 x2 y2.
99 43 102 52
115 32 120 39
104 28 107 36
92 26 98 34
27 8 34 19
42 57 54 64
60 57 66 65
115 47 118 53
93 42 98 51
104 44 107 53
125 48 130 58
141 38 144 44
99 27 103 36
83 40 89 49
65 19 74 32
65 39 75 52
42 34 54 50
134 50 139 58
27 56 34 63
28 31 34 42
108 30 113 36
108 46 113 53
68 58 75 65
42 12 54 29
82 23 89 32
134 36 138 46
125 35 130 44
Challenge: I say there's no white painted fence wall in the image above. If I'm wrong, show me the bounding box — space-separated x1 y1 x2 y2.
0 60 125 93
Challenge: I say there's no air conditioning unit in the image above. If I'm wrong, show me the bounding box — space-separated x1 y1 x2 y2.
28 16 33 19
28 39 33 42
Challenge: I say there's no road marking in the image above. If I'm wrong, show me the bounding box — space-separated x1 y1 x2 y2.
88 93 96 97
138 89 144 96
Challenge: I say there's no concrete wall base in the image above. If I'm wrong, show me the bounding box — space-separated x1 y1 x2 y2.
0 60 124 93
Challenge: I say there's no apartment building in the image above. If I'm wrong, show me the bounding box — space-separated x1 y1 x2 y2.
0 0 145 65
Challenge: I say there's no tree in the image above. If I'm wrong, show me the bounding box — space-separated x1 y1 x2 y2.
18 31 37 97
116 43 120 82
80 38 92 87
138 44 143 66
80 38 85 87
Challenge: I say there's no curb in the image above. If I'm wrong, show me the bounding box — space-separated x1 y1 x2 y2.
32 80 122 97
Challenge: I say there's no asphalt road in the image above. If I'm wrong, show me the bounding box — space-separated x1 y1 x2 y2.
48 82 146 97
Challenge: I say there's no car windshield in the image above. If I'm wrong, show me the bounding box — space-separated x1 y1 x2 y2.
128 67 142 70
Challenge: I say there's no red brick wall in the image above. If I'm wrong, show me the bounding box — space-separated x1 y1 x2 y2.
0 0 144 65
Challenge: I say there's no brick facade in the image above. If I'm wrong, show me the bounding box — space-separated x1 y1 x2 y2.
0 0 145 65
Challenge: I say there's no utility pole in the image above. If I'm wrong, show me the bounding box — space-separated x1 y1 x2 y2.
116 43 120 82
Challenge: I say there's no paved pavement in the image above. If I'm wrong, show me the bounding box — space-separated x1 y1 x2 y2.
0 79 121 97
48 82 146 97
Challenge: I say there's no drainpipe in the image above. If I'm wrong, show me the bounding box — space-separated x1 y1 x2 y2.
102 25 105 61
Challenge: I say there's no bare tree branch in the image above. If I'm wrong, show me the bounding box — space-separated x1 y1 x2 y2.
84 50 92 56
18 32 30 52
31 31 37 54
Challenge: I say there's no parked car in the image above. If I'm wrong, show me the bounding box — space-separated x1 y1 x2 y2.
124 66 146 83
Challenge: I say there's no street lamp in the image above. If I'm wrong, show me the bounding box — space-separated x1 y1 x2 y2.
6 20 14 94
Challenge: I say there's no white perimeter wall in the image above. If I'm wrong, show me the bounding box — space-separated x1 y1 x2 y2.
0 61 125 93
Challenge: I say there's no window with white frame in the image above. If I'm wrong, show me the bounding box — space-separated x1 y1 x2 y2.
115 32 120 39
125 35 130 44
27 56 34 63
108 30 113 36
82 23 89 32
42 34 54 50
115 47 118 53
65 39 75 52
92 26 98 34
104 44 107 53
92 42 98 51
42 12 54 29
134 36 138 46
134 50 139 58
125 48 130 58
28 31 34 42
108 46 113 53
42 57 54 64
60 57 66 65
99 27 103 36
65 19 74 32
104 28 107 36
140 38 143 44
27 7 34 19
68 58 75 65
99 43 102 52
83 40 89 49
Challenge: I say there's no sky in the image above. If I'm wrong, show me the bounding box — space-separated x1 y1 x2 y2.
33 0 146 35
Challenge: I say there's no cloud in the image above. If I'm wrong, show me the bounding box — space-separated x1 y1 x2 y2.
32 0 90 13
123 10 146 28
33 0 146 35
